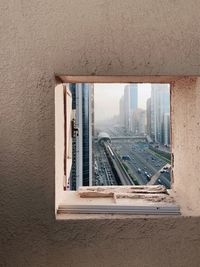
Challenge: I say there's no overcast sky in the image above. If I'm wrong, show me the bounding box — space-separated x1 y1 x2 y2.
94 83 151 122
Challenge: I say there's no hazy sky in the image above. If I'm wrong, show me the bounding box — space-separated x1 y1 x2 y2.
94 83 151 122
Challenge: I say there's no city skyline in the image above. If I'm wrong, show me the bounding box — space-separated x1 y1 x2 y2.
69 82 171 192
94 83 170 146
94 83 151 123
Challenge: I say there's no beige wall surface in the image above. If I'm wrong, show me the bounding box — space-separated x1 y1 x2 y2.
172 78 200 212
1 1 200 266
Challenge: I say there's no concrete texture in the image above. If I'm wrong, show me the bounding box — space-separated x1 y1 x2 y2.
55 84 65 211
172 77 200 214
1 1 200 266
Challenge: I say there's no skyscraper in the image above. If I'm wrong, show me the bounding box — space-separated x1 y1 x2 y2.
123 84 138 132
70 83 94 190
124 85 131 131
163 113 170 145
132 108 146 135
69 83 77 190
146 98 151 136
150 84 170 144
130 83 138 132
130 83 138 113
119 95 125 127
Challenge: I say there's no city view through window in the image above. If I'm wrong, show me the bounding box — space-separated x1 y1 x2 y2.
69 83 171 191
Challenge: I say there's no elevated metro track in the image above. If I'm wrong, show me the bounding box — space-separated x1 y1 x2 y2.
95 135 147 142
103 142 134 186
110 136 147 141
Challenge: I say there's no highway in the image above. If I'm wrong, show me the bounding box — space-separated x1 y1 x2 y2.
111 140 171 188
104 142 134 185
94 126 171 188
94 142 118 186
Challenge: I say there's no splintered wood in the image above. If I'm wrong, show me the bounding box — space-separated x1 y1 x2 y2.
78 185 174 203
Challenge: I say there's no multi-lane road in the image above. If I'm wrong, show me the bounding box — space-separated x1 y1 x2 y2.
104 142 134 185
112 140 170 188
94 126 171 188
94 142 118 186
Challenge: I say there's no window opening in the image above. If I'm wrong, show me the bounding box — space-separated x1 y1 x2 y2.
68 83 171 191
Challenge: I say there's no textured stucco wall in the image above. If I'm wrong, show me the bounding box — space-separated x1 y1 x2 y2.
55 84 65 211
172 77 200 213
1 1 200 266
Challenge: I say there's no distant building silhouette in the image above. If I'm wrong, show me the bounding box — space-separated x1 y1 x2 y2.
122 84 138 132
150 84 170 144
132 108 146 135
146 98 151 136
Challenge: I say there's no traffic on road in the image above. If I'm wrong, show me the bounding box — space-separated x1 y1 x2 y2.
94 126 171 188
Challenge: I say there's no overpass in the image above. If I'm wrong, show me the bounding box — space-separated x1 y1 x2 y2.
95 135 147 142
103 142 134 186
110 136 147 141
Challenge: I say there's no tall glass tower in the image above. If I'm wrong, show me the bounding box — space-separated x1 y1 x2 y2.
69 83 94 190
130 83 138 113
151 84 170 144
124 84 138 132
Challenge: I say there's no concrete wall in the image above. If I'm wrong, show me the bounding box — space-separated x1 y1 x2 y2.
55 84 65 211
172 77 200 212
1 1 200 266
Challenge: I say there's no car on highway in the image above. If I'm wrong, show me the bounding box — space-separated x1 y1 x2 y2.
122 155 131 161
146 174 151 181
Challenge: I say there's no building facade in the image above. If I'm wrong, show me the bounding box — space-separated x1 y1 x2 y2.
163 113 170 145
69 83 77 190
146 98 151 136
119 95 125 127
124 85 131 131
70 83 94 190
132 108 146 135
123 84 138 132
150 84 170 144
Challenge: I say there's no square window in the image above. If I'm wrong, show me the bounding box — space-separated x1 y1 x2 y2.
55 76 181 217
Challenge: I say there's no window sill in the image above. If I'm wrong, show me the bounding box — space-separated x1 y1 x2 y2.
56 186 182 219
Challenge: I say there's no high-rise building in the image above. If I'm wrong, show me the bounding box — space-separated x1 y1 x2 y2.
132 108 146 135
123 84 138 132
130 83 138 132
119 95 125 127
70 83 94 190
150 84 170 144
146 98 151 136
163 113 170 145
130 83 138 113
69 83 77 190
124 85 131 131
